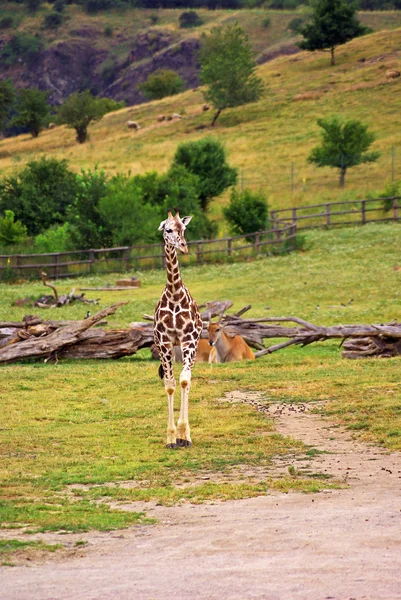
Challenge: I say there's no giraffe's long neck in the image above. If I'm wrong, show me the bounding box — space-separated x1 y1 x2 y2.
165 243 183 295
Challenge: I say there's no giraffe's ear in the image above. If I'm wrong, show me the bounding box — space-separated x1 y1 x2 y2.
158 219 167 231
181 216 192 227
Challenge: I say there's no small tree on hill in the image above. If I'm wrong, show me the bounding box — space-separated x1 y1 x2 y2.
57 90 109 143
224 188 269 241
0 80 15 133
308 116 380 188
139 69 184 101
172 137 238 211
298 0 368 66
200 23 264 126
12 87 50 138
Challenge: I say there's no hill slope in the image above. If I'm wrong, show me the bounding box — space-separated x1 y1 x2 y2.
0 24 401 221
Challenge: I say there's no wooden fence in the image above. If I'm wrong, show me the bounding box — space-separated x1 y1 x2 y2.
270 196 401 230
0 223 297 280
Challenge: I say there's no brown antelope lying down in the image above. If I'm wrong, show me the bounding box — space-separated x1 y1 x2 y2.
208 322 255 362
151 339 216 363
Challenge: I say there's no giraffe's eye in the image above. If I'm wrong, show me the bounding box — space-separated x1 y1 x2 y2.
165 228 172 233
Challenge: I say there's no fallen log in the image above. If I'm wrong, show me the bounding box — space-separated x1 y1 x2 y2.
0 303 127 363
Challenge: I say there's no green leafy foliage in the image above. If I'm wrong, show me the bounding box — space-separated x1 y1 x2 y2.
0 16 14 29
57 91 110 143
0 210 27 246
200 23 264 126
308 116 380 188
0 32 44 66
68 167 112 250
179 11 204 28
288 16 304 33
43 11 64 29
34 223 72 253
298 0 368 65
0 157 78 236
139 69 184 101
0 79 15 131
223 188 269 239
172 137 238 211
11 87 50 138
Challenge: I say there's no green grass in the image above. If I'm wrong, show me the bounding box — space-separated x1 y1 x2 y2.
0 539 63 566
0 224 401 533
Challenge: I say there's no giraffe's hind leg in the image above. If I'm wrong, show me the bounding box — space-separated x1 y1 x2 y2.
176 340 198 447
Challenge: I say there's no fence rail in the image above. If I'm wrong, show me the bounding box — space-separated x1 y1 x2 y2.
0 224 297 280
270 196 400 230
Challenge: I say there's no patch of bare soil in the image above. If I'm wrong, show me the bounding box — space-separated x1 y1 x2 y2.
2 390 401 600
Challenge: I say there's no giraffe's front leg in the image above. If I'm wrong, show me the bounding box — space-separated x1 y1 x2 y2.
158 342 178 449
176 340 197 447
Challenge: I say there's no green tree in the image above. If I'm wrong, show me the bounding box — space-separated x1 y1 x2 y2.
0 157 78 236
200 23 264 126
68 167 112 249
172 137 238 211
0 80 15 132
57 90 109 143
308 116 380 188
0 210 27 246
224 188 269 240
298 0 368 66
139 69 184 101
12 87 50 138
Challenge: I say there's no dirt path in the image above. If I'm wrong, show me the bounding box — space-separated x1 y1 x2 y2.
2 392 401 600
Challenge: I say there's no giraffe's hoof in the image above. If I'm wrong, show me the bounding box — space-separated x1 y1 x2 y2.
176 438 192 448
166 443 179 450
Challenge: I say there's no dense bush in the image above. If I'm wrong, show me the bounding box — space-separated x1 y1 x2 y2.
172 137 238 211
0 157 78 236
43 11 64 29
11 87 50 138
0 33 43 65
179 11 204 28
0 16 14 29
0 210 27 246
288 17 304 33
224 188 269 240
68 167 112 250
139 69 184 101
34 223 72 253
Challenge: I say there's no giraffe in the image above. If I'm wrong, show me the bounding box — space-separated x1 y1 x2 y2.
154 210 203 448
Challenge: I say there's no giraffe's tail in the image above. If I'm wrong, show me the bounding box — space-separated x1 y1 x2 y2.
158 363 164 380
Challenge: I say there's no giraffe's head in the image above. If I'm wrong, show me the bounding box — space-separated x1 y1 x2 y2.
158 210 192 254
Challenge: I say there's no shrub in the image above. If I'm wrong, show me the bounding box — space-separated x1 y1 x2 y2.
104 25 113 37
223 188 269 240
99 57 118 83
0 157 78 236
11 87 50 138
262 16 271 28
149 13 159 24
288 17 304 33
68 167 112 250
179 11 204 29
34 222 72 253
0 210 27 246
43 11 64 29
0 33 43 66
0 16 14 29
172 137 238 211
381 180 401 212
53 0 66 12
139 69 184 101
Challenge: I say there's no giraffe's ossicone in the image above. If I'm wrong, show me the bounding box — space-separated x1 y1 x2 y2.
154 210 203 448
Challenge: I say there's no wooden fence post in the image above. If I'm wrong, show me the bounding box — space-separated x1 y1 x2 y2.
227 238 232 257
393 197 399 220
54 253 60 279
197 242 203 264
124 248 131 272
325 203 331 227
89 250 95 274
361 200 366 225
255 233 260 253
292 207 297 223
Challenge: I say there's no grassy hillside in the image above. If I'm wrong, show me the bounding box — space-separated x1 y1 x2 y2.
1 223 401 533
0 18 401 230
